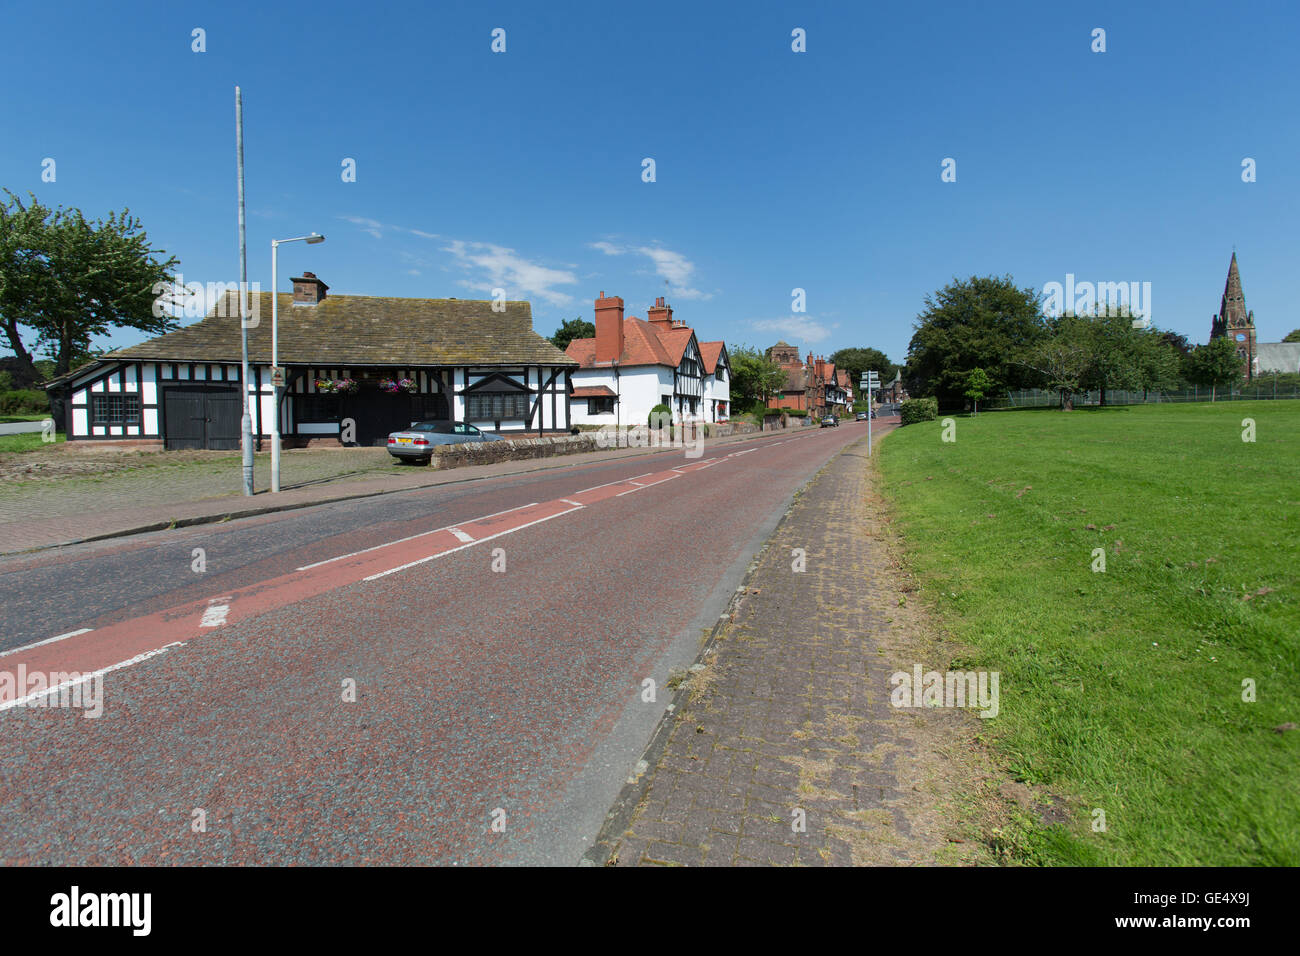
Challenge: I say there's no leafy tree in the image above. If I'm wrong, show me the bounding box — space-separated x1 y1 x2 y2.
0 190 178 381
1159 331 1193 356
1283 329 1300 343
905 274 1046 409
963 367 993 415
830 347 896 391
1182 337 1243 401
549 317 595 352
1015 314 1093 410
729 343 787 411
1133 330 1184 396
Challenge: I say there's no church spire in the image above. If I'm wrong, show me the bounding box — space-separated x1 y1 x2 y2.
1213 252 1252 338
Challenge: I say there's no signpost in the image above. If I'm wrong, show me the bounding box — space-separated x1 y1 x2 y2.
862 371 880 455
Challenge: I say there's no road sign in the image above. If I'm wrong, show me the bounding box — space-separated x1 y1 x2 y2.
271 366 285 388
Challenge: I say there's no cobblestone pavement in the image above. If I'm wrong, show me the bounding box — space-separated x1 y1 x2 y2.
0 425 807 554
592 428 990 867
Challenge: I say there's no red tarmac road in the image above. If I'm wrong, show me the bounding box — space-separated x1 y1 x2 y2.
0 423 869 865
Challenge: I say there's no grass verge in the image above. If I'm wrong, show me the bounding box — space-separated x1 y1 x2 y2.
877 400 1299 865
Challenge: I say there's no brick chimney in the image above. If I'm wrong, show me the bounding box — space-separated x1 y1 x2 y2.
291 272 328 305
594 291 625 364
647 296 673 329
815 357 826 381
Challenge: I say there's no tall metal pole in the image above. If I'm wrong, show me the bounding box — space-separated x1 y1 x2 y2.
236 87 254 495
271 239 281 493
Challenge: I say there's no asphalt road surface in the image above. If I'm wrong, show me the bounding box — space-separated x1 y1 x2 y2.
0 424 864 865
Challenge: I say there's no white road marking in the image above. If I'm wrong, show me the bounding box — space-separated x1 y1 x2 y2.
365 506 584 581
615 473 680 496
200 604 229 627
0 641 187 715
576 473 653 494
296 502 538 570
0 628 93 660
448 528 474 543
559 499 585 507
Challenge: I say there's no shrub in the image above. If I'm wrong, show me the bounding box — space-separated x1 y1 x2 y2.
647 403 672 427
0 389 50 416
783 408 808 418
899 397 939 426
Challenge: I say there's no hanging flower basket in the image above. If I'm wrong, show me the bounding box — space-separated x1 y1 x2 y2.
378 377 418 394
315 378 358 395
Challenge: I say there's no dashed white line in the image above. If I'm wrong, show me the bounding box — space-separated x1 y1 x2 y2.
296 502 538 570
364 505 584 581
448 528 474 543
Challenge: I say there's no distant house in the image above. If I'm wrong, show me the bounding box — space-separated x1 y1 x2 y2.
765 346 848 416
566 293 729 427
45 272 576 448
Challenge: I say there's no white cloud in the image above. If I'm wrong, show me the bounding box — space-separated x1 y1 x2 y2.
751 316 831 343
442 239 578 306
588 240 711 300
339 216 440 241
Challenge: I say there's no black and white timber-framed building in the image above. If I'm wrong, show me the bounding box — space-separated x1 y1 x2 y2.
45 272 577 449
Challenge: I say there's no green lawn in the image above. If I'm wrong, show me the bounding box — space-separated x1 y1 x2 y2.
0 431 63 454
878 401 1299 865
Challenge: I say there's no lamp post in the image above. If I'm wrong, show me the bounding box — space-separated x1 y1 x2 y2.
270 232 325 493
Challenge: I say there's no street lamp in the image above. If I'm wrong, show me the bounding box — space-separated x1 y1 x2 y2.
270 232 325 493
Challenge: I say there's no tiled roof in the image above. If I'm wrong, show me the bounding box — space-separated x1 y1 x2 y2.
570 385 617 398
566 316 678 368
104 291 576 368
699 341 725 374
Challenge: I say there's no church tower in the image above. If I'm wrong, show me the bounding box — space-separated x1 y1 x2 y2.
1210 252 1256 380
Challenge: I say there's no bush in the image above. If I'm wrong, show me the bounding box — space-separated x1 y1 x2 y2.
647 403 672 427
0 389 49 415
783 408 808 418
899 397 939 426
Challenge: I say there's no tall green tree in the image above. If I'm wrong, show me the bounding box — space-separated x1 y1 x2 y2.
1079 308 1147 404
905 274 1046 409
729 343 787 412
1015 314 1093 410
1182 337 1244 401
1283 329 1300 343
0 190 178 380
548 317 595 352
830 347 896 390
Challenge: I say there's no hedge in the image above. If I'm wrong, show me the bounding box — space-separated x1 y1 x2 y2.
0 389 49 415
899 397 939 426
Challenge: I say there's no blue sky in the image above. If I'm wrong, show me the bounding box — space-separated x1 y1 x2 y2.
3 0 1297 365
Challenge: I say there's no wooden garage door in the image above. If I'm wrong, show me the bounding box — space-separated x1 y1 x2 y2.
163 385 241 450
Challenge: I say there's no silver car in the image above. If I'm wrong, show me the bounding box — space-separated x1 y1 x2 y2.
387 421 503 463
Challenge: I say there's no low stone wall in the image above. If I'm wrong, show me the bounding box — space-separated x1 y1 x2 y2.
710 421 760 438
431 433 600 470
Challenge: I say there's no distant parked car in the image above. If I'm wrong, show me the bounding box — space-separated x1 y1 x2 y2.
820 415 838 427
387 421 503 463
855 411 868 421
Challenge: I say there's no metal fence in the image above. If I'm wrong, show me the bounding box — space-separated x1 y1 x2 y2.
993 385 1300 409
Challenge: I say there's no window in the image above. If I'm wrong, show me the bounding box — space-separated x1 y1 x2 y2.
300 394 340 421
587 397 615 414
466 392 529 420
92 394 140 425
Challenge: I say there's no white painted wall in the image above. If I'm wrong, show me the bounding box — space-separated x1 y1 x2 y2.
569 366 675 427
